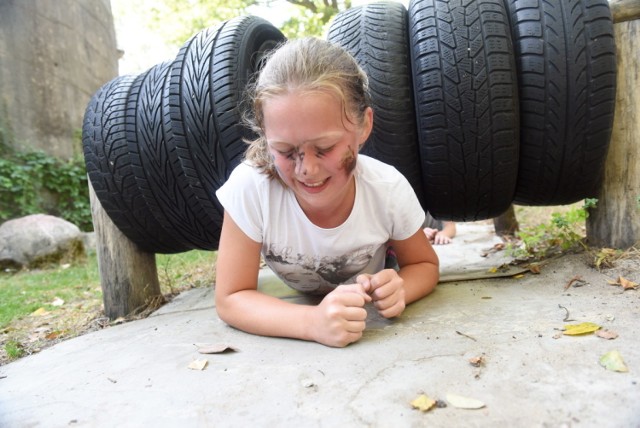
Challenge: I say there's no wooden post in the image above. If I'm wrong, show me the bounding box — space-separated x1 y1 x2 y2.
586 6 640 249
493 204 519 237
89 181 161 319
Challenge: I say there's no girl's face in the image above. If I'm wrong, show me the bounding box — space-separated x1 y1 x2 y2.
263 90 372 217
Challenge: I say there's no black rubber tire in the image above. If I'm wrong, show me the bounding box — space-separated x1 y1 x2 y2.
83 75 185 253
127 61 217 251
167 16 286 248
506 0 617 205
327 1 426 211
409 0 520 221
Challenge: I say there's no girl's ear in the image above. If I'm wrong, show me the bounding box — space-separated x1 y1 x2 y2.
359 107 374 147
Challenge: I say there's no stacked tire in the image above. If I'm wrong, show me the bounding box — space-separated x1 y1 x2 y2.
330 0 616 221
83 1 617 254
83 16 286 253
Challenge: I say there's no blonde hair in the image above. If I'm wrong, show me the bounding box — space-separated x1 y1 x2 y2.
243 37 371 178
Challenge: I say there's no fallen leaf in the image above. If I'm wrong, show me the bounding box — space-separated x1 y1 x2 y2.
528 264 541 274
188 359 208 370
51 297 65 307
197 344 238 354
410 394 436 412
564 275 584 290
487 267 498 273
618 276 638 290
599 350 628 372
563 322 600 335
595 329 619 340
446 393 486 409
513 274 524 279
31 308 48 317
45 330 64 340
469 356 485 367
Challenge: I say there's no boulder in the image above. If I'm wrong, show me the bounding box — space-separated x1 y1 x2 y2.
0 214 85 270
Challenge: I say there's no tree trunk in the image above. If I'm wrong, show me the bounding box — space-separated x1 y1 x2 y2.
89 181 161 319
586 16 640 249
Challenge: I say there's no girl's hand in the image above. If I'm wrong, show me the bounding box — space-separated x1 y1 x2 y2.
309 284 371 347
433 232 453 245
356 270 406 319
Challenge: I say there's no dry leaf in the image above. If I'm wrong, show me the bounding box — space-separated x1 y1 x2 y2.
446 393 486 409
595 329 618 340
528 264 541 274
487 267 498 273
599 350 628 372
513 274 524 279
197 344 238 354
51 297 65 307
618 276 638 290
411 394 436 412
188 359 208 370
469 356 485 367
563 322 600 335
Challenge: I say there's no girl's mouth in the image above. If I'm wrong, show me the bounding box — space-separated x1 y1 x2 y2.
299 177 329 192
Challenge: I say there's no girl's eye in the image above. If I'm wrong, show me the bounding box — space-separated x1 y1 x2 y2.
317 145 335 156
277 150 294 159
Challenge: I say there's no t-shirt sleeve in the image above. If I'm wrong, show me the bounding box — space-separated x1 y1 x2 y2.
389 173 426 241
215 163 264 243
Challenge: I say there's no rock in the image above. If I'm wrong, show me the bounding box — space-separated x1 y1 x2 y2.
0 214 86 270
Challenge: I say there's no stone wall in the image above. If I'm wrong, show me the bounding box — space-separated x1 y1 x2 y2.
0 0 119 159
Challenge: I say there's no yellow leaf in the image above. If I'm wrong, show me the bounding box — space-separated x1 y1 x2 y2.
410 394 436 412
487 267 497 273
599 350 628 372
31 307 48 316
446 393 486 409
513 274 524 279
188 359 208 370
563 322 600 335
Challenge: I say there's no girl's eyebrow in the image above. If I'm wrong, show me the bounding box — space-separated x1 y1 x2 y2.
268 132 343 148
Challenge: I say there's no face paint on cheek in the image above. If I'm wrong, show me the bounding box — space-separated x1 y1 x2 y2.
341 147 357 173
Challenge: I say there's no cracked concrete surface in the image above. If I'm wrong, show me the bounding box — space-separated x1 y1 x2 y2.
1 223 639 427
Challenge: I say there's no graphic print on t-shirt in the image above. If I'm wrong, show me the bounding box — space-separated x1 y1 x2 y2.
264 243 375 294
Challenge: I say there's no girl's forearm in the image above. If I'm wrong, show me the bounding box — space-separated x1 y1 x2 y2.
216 289 315 341
398 261 439 304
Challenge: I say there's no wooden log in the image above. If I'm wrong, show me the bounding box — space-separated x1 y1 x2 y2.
586 18 640 249
89 180 161 319
609 0 640 23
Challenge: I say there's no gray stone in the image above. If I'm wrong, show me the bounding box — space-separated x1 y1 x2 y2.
0 214 85 270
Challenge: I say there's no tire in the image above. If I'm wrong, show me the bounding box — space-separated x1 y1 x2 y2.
506 0 617 205
327 1 426 210
167 16 286 248
83 75 185 253
408 0 520 221
127 62 216 251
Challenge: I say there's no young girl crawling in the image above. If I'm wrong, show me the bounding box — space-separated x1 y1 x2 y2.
215 37 439 347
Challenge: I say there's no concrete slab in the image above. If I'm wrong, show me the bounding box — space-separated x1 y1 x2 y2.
1 224 639 427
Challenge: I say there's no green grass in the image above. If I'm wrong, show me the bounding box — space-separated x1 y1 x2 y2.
0 249 216 331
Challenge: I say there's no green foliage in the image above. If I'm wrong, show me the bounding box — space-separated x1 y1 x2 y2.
131 0 345 49
4 341 25 359
0 150 92 231
510 200 597 260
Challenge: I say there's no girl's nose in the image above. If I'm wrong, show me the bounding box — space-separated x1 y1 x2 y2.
295 151 319 176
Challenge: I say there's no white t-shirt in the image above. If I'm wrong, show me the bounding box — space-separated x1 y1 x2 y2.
216 155 425 294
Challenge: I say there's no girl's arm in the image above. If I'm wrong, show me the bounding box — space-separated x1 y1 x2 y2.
215 211 370 347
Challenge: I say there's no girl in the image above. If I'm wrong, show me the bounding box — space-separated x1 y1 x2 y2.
215 37 439 347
